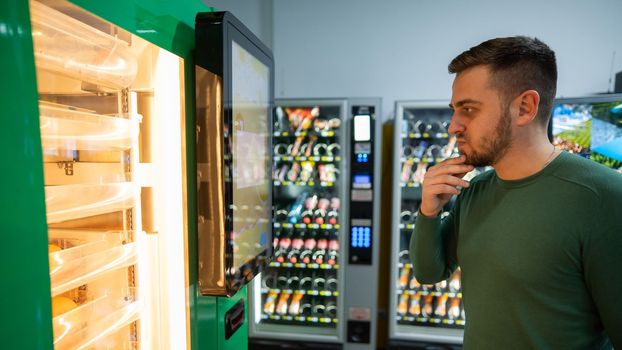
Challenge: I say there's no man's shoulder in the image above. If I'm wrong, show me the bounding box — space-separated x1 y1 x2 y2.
552 152 622 199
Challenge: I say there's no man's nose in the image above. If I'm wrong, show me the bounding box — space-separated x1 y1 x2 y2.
447 115 463 135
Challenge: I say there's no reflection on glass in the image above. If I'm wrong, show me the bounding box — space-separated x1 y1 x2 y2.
231 40 271 270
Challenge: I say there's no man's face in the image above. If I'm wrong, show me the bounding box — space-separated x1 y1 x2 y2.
448 65 514 167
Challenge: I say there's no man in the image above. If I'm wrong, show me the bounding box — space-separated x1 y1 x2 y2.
411 36 622 349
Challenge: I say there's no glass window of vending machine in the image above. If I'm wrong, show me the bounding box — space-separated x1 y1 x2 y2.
29 0 190 348
249 98 382 350
390 101 477 348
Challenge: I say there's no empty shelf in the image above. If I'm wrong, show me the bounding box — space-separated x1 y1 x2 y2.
39 103 140 151
29 1 138 89
53 294 141 350
48 228 127 242
45 182 138 224
48 229 127 271
50 242 138 296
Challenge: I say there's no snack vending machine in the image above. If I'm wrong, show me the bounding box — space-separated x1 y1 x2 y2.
2 2 270 349
389 101 465 348
249 98 382 350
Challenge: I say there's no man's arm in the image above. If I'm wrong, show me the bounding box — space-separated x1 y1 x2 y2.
409 155 471 284
584 197 622 347
409 208 459 284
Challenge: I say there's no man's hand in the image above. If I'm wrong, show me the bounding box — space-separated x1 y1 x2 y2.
420 155 473 217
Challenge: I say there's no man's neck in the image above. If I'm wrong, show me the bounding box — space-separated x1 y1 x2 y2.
493 138 558 180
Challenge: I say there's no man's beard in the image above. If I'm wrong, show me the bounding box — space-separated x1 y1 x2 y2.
457 107 513 167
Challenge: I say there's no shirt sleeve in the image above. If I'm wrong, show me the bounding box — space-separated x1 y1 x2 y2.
583 194 622 347
409 207 459 284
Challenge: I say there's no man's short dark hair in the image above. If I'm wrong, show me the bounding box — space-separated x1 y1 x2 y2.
448 36 557 127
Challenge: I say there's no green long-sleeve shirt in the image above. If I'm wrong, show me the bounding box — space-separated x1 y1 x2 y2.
410 151 622 349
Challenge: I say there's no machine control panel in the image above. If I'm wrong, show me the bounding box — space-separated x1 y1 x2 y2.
349 106 375 265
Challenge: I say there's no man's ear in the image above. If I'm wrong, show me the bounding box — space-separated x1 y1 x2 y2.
515 90 540 126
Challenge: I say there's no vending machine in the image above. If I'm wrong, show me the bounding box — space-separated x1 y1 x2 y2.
248 98 382 350
551 94 622 172
388 101 466 349
1 2 271 350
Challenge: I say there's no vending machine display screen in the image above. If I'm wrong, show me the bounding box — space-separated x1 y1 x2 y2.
354 114 371 141
231 40 271 270
552 98 622 170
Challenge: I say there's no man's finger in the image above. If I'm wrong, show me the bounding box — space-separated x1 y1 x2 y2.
427 164 474 177
441 154 468 165
426 184 462 196
423 175 470 188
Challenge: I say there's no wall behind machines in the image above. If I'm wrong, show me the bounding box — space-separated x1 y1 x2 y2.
203 0 274 49
203 0 622 121
272 0 622 122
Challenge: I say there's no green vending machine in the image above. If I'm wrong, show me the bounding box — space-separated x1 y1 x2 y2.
0 1 272 349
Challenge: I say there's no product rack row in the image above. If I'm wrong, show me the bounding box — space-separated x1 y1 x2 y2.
274 155 341 162
273 246 339 266
274 193 341 226
400 117 449 137
260 262 340 326
273 228 340 264
273 245 339 266
274 106 342 135
274 161 339 184
261 314 338 325
274 142 341 158
262 288 339 297
400 140 456 161
273 180 337 188
263 264 338 286
261 271 339 296
398 205 452 228
397 317 465 327
273 222 341 230
261 270 338 292
396 291 465 326
261 290 339 326
269 262 340 270
396 289 462 299
274 130 338 138
399 224 417 230
397 264 462 293
401 132 450 140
